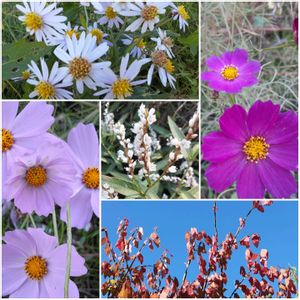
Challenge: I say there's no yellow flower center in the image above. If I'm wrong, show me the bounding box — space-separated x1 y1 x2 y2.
25 166 47 187
66 29 80 39
22 70 31 80
243 136 270 163
141 5 158 21
177 5 190 21
134 37 146 49
112 79 133 99
221 65 239 81
90 28 103 43
24 256 48 280
69 58 91 80
105 6 117 19
151 50 168 67
82 167 99 189
35 81 55 99
164 59 175 74
2 129 14 152
24 12 43 31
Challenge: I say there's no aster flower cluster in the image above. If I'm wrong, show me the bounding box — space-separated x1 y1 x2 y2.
102 103 199 199
201 48 298 199
2 102 99 297
8 1 195 99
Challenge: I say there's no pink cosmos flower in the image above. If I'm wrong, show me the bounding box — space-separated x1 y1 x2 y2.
2 228 87 298
60 123 99 229
293 17 298 45
5 140 76 216
2 101 54 198
201 48 261 94
202 100 298 199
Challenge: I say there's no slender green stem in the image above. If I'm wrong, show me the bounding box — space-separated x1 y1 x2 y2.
5 80 22 99
229 94 236 105
29 214 36 228
52 207 59 244
20 215 29 229
84 6 89 27
64 202 72 298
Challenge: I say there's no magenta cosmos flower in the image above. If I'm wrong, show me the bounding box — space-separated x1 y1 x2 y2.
3 228 87 298
201 48 261 94
2 101 54 198
202 100 297 199
5 139 76 216
61 123 99 229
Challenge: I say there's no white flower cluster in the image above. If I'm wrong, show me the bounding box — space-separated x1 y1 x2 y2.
102 183 118 199
14 1 192 99
132 104 157 178
102 103 199 197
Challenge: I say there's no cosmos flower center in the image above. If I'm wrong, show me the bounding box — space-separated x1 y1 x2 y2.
105 6 117 19
35 81 55 99
69 58 91 80
24 256 48 280
25 166 47 187
82 167 99 189
24 12 43 31
177 5 190 20
2 129 14 152
90 28 103 43
66 29 80 39
22 70 31 80
221 65 239 81
243 136 270 163
164 59 175 74
142 5 158 21
163 37 174 48
134 37 146 49
151 50 168 67
112 79 133 98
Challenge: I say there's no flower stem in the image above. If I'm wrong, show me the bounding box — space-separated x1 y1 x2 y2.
229 94 236 105
64 202 72 298
52 207 59 244
29 214 36 228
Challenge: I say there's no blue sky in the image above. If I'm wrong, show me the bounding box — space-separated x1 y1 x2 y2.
102 201 298 296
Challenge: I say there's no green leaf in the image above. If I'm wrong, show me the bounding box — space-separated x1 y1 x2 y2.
179 186 199 199
167 116 189 159
79 14 87 28
178 31 198 56
168 116 185 141
103 176 141 198
3 39 53 81
189 143 199 161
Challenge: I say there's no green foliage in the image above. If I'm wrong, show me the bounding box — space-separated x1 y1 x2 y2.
3 39 53 81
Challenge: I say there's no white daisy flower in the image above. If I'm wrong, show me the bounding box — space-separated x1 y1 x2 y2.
47 21 80 49
54 32 111 94
171 3 190 32
16 1 67 44
122 2 169 33
27 58 73 99
94 53 148 99
80 1 90 7
12 70 33 82
121 34 146 58
95 2 124 29
144 50 176 89
151 28 175 58
87 22 110 45
112 2 138 13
